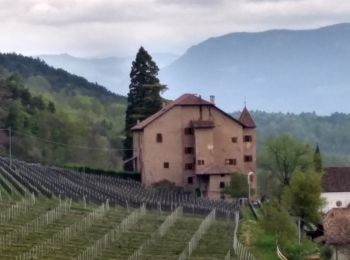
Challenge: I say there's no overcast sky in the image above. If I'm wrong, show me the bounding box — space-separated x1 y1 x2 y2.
1 0 350 57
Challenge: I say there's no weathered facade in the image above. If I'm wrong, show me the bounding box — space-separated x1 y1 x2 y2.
132 94 256 199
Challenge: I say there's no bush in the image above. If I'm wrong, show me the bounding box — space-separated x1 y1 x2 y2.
261 201 297 246
284 239 319 260
320 245 333 260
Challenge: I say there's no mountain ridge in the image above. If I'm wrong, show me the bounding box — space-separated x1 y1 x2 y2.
160 23 350 114
38 52 179 95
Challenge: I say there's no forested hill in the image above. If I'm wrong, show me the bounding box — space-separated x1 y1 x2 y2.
0 53 349 170
233 111 350 166
0 53 127 171
0 53 125 102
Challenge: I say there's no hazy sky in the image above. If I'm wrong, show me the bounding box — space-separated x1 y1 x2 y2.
1 0 349 57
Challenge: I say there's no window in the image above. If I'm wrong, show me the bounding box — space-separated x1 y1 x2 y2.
163 162 169 168
231 137 237 143
184 127 194 135
184 147 194 154
244 155 253 162
156 133 163 143
225 159 236 165
188 177 193 184
220 174 225 177
244 135 253 142
197 159 205 165
185 163 194 170
220 181 225 189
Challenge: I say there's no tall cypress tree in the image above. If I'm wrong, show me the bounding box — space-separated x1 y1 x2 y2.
123 47 165 171
314 143 323 173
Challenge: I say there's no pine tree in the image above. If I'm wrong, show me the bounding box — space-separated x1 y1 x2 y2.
123 47 166 171
314 143 323 173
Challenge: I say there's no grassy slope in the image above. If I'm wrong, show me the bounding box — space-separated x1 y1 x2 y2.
0 177 237 260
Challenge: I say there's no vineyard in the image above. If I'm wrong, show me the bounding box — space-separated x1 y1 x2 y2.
0 157 238 259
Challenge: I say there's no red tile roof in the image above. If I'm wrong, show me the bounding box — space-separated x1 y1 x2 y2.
323 208 350 245
323 167 350 192
131 93 245 130
239 106 256 128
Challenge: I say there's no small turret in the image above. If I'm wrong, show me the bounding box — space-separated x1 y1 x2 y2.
239 106 256 128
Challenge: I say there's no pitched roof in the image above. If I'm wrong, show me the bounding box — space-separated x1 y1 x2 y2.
239 106 256 128
191 120 215 129
323 208 350 245
131 93 244 130
323 167 350 192
196 164 234 175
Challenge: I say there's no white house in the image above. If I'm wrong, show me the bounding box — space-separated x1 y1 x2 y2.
322 167 350 213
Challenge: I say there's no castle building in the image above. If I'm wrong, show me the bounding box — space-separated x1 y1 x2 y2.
132 94 256 199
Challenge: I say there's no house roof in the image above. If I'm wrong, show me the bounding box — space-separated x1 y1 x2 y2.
323 208 350 245
196 164 234 175
239 106 256 128
323 167 350 192
191 120 215 129
131 93 251 130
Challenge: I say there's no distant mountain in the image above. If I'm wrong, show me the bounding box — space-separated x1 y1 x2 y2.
160 23 350 114
38 53 179 95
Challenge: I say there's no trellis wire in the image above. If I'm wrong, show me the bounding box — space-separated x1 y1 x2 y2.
74 204 146 260
0 194 35 224
178 209 216 260
15 202 109 260
0 156 240 220
233 212 256 260
0 199 71 248
128 206 183 260
224 250 231 260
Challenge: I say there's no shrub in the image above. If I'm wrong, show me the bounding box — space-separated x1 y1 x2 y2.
320 245 333 260
261 201 297 246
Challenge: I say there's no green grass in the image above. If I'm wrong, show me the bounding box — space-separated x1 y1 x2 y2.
189 220 234 260
0 169 238 260
238 206 320 260
238 206 281 260
141 216 203 260
0 194 236 260
41 206 129 259
95 212 168 260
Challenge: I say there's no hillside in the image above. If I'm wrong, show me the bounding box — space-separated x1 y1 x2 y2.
38 52 179 95
160 23 350 114
0 157 235 259
0 53 127 170
0 53 350 169
236 111 350 166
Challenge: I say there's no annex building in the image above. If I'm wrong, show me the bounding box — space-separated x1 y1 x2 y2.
132 93 256 199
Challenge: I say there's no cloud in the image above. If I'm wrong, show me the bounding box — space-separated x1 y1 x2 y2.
158 0 224 6
0 0 349 56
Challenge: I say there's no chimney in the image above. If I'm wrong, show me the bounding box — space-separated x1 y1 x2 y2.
137 119 140 124
210 95 215 105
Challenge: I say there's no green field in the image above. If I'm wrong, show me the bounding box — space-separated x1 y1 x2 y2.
0 175 236 260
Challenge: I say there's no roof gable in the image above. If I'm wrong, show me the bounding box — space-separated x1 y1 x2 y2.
131 93 245 130
239 106 256 128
